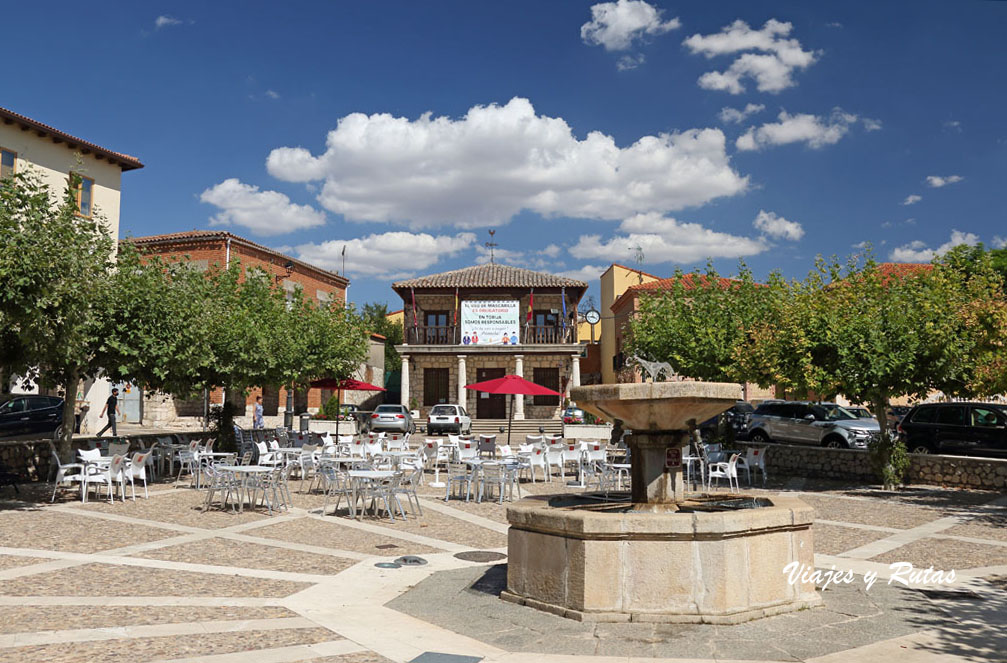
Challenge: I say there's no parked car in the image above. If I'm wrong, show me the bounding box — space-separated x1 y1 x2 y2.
562 407 585 424
746 400 881 449
887 405 912 428
427 404 472 435
699 401 754 441
369 404 415 434
897 402 1007 457
0 394 64 441
844 406 875 420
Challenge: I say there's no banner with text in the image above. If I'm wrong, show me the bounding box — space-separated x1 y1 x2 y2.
460 300 521 346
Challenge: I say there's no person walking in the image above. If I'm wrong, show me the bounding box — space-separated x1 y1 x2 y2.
96 388 121 437
253 395 265 430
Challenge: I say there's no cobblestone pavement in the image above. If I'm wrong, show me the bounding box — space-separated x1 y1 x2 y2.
1 468 1005 662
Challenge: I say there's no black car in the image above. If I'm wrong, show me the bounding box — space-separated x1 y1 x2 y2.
898 402 1007 457
0 394 64 440
699 401 755 442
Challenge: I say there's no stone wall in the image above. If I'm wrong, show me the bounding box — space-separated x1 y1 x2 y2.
0 433 203 483
743 442 1007 490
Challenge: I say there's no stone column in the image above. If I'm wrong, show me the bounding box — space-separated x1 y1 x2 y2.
457 355 467 407
513 354 525 420
626 430 688 505
400 355 410 408
570 354 581 389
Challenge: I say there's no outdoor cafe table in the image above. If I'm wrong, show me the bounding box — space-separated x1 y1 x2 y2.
462 458 523 502
213 465 273 513
347 470 396 519
374 451 418 468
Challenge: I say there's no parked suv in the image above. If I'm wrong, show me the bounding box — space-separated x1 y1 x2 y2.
746 400 881 449
369 404 415 434
898 402 1007 457
427 404 472 435
0 394 64 441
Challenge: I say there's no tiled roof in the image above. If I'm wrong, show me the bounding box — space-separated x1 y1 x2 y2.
129 230 349 286
0 106 143 171
612 274 742 312
393 263 588 290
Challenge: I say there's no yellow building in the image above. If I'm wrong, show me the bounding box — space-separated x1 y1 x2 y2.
1 105 143 431
599 264 660 384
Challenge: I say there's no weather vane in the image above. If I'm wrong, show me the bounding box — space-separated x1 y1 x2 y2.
485 229 498 264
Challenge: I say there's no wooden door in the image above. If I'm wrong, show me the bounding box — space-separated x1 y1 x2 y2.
475 367 506 419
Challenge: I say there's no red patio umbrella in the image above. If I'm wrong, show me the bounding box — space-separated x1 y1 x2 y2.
309 378 385 425
464 374 561 446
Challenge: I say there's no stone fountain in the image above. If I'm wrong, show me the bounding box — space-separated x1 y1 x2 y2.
501 381 820 624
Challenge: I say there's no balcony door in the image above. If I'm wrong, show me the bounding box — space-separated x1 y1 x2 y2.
424 311 451 344
475 367 506 419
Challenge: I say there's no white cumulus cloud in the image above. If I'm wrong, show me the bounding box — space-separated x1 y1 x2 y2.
719 103 765 124
753 210 804 241
889 230 980 262
683 19 819 94
554 264 608 282
862 118 883 131
294 232 476 280
736 109 859 151
155 15 182 29
266 97 748 229
993 236 1007 249
926 174 964 188
200 179 326 236
569 212 767 265
902 194 922 206
581 0 680 51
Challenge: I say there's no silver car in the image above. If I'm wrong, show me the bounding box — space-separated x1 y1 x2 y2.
369 404 415 434
747 401 881 449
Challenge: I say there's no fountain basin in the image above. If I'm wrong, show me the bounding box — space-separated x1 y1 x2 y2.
503 493 820 624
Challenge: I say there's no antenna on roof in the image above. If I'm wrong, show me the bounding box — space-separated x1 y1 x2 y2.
485 229 498 264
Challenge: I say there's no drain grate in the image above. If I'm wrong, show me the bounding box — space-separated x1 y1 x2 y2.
395 555 429 566
920 588 983 601
454 551 507 563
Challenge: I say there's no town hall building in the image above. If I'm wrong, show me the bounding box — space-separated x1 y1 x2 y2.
392 264 588 421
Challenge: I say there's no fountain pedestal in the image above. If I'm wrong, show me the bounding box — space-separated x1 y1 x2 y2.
502 381 820 624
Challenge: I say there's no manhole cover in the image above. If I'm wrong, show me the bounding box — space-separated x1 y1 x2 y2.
394 555 429 566
375 544 400 550
375 562 402 569
454 551 507 563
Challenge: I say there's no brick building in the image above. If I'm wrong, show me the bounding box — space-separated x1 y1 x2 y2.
130 231 382 426
393 264 587 420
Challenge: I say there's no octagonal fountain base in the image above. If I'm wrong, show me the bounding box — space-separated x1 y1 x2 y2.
502 492 820 624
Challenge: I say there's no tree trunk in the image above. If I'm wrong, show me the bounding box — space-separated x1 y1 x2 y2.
58 372 78 461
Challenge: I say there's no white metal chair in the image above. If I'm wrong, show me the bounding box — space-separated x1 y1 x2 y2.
350 438 368 458
478 462 518 503
445 461 474 502
363 440 383 458
457 440 478 461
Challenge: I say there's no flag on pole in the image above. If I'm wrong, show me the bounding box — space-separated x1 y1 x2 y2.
454 287 459 325
411 287 418 328
526 288 534 324
561 286 567 333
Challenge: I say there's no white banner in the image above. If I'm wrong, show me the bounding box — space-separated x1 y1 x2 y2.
460 300 521 346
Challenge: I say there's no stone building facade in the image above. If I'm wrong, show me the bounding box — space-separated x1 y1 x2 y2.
393 264 588 420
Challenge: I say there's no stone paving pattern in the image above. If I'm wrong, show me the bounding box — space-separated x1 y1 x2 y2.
0 457 1005 662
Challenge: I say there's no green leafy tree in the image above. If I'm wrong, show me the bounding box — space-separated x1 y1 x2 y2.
628 262 778 383
359 302 402 371
0 170 116 457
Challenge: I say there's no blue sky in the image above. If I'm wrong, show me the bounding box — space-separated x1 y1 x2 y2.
5 1 1006 308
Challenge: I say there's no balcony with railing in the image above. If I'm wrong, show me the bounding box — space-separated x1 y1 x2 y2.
405 324 577 346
